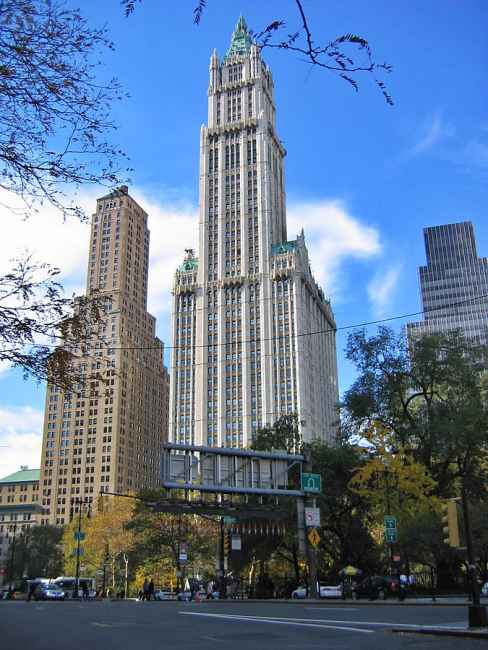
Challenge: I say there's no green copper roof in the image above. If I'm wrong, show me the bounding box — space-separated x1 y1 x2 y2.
0 468 40 484
178 258 199 272
226 15 253 59
271 241 297 255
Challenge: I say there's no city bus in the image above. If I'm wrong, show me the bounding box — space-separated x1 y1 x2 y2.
53 576 96 598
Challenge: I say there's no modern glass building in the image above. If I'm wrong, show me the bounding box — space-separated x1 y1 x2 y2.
407 221 488 345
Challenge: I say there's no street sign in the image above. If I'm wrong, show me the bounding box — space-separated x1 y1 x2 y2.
179 542 188 563
384 530 397 543
393 555 401 562
231 535 242 551
223 516 237 525
74 531 85 541
304 507 321 527
301 472 322 493
72 547 84 556
384 515 397 530
308 528 321 548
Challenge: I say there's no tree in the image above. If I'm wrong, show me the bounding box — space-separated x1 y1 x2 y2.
349 422 437 520
11 524 63 579
307 441 380 575
0 0 127 220
251 413 302 455
63 496 135 593
0 0 128 386
130 490 218 591
123 1 393 104
0 255 107 388
343 328 488 500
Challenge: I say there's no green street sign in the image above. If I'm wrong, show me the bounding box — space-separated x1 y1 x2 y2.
301 472 322 493
384 530 397 543
223 516 237 525
74 531 85 541
384 516 397 530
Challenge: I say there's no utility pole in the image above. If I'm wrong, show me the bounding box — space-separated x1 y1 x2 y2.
8 523 17 596
73 497 90 599
302 449 318 599
219 516 227 599
461 486 488 627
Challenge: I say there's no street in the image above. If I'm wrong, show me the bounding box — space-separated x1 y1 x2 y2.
0 600 486 649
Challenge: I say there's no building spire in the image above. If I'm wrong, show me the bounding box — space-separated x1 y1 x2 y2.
226 15 252 59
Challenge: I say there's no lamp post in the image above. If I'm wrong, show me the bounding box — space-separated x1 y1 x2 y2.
72 497 91 599
8 523 17 596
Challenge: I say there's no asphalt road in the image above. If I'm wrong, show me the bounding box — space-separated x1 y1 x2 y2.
0 600 485 650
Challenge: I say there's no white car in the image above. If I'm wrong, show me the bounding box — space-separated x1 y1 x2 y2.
482 582 488 597
154 590 176 601
291 584 342 599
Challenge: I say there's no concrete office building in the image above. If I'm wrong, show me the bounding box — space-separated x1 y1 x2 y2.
0 467 41 584
39 187 169 526
169 18 339 448
408 221 488 345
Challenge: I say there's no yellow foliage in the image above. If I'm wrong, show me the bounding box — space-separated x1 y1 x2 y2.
349 422 437 521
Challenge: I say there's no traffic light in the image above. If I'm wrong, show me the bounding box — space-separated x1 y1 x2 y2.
441 500 460 548
223 531 231 557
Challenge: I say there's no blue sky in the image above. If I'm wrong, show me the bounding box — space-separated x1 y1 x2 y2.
1 0 487 474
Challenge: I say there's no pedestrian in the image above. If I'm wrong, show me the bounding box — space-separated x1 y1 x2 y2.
82 582 89 600
142 578 149 601
26 581 37 602
399 573 408 601
148 579 155 601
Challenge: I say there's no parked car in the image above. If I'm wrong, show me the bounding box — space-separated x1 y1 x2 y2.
291 584 343 599
34 585 65 601
154 589 176 601
481 582 488 597
352 576 399 600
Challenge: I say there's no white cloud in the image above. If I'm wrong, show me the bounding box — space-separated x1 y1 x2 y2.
0 406 44 478
407 113 455 157
130 190 198 318
287 199 382 297
367 265 402 318
0 188 95 280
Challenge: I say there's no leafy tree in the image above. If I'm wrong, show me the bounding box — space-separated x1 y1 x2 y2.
0 255 107 388
343 328 488 500
63 496 135 593
307 441 380 575
130 489 218 590
0 0 127 219
349 422 437 521
252 413 302 455
11 525 63 579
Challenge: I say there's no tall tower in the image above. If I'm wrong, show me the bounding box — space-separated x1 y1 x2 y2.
169 18 339 448
408 221 488 344
39 187 169 525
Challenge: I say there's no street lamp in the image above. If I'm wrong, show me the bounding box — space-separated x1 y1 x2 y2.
71 497 91 599
8 523 17 597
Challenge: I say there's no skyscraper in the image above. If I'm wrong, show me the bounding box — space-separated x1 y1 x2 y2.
39 186 169 525
169 18 339 448
408 221 488 344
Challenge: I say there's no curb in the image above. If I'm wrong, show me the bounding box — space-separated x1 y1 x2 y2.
391 627 488 639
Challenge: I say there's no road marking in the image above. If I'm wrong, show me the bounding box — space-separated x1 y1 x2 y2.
179 611 374 634
306 607 359 611
248 615 465 630
183 612 465 631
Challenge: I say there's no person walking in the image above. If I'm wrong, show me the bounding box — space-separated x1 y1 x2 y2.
148 579 155 601
142 579 149 601
82 582 89 600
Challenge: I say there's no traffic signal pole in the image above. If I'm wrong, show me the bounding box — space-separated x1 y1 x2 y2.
461 486 487 627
